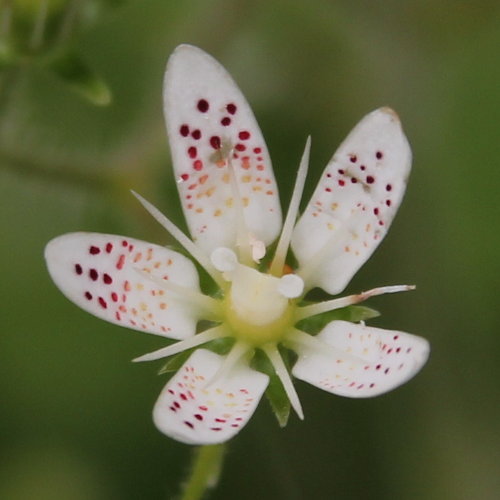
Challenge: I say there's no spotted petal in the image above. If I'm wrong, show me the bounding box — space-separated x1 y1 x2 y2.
292 321 429 397
164 45 282 255
45 233 202 339
153 349 269 445
292 108 411 294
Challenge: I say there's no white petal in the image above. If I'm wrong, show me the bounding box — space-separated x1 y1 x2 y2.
292 108 411 294
164 45 282 255
153 349 269 445
292 321 429 397
45 233 202 339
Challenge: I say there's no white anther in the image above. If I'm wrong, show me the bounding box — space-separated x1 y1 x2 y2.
277 274 304 299
210 247 238 272
249 235 266 263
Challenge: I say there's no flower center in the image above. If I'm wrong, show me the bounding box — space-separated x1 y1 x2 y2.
211 247 304 346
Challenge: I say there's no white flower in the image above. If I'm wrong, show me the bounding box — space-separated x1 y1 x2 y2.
45 45 429 445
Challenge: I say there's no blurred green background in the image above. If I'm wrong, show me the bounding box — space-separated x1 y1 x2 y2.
2 1 500 498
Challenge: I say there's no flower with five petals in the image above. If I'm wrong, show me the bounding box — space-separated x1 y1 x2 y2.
45 45 429 445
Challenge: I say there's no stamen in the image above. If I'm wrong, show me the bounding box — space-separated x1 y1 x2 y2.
269 137 311 276
278 274 304 299
205 340 251 388
262 344 304 420
284 328 362 364
211 247 238 273
296 222 351 289
226 160 254 266
132 325 227 362
295 285 415 321
131 191 224 287
134 268 222 320
249 235 266 263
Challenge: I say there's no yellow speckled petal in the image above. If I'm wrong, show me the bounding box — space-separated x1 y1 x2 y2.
292 108 411 294
45 233 202 339
153 349 269 444
164 45 282 255
292 321 429 397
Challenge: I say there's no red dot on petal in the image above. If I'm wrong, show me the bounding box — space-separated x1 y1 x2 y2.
221 117 231 126
188 146 197 158
366 176 375 184
197 99 209 112
210 136 221 149
74 264 83 275
179 124 189 137
238 131 251 140
192 129 201 140
235 143 246 151
89 269 98 281
226 103 237 114
103 273 113 285
193 160 203 171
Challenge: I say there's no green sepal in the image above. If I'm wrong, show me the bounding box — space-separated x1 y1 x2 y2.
251 348 292 427
295 305 380 335
44 49 112 105
157 336 234 375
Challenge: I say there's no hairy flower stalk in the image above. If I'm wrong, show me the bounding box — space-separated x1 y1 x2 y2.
45 45 429 446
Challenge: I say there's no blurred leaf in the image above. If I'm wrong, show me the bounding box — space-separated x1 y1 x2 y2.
45 49 112 105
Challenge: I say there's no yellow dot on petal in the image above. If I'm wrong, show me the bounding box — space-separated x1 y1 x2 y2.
225 198 234 207
159 302 167 310
331 202 338 210
214 209 222 217
242 197 249 207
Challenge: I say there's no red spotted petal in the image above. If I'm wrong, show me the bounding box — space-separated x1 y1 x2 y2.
45 233 201 339
292 321 429 397
164 45 282 254
153 349 269 444
292 108 411 294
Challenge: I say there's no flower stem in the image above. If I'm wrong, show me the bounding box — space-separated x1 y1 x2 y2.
179 444 226 500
